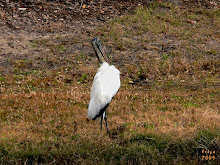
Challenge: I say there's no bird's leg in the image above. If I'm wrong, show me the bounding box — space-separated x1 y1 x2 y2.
100 113 103 132
104 111 108 134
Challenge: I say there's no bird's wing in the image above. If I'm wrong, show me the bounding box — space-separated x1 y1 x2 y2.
98 65 120 98
88 63 120 120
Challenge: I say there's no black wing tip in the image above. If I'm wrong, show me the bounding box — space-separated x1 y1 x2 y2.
92 117 97 120
92 103 110 120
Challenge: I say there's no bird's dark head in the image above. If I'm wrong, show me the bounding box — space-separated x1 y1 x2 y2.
91 38 108 64
91 38 101 47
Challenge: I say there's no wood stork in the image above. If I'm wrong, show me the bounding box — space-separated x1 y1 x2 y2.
88 38 120 133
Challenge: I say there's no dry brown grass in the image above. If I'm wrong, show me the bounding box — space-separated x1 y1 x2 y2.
0 2 219 164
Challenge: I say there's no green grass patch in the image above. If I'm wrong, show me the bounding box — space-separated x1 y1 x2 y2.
0 129 219 164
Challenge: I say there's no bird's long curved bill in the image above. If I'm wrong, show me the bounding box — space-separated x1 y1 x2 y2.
98 45 109 63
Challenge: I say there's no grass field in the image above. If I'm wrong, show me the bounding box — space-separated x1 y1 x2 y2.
0 2 219 164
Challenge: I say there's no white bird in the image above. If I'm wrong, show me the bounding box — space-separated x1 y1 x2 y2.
88 38 120 133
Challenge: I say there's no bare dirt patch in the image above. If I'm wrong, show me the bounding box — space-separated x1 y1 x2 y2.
0 0 219 75
0 0 143 74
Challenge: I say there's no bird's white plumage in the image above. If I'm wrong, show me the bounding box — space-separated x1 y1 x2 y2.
88 62 120 119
